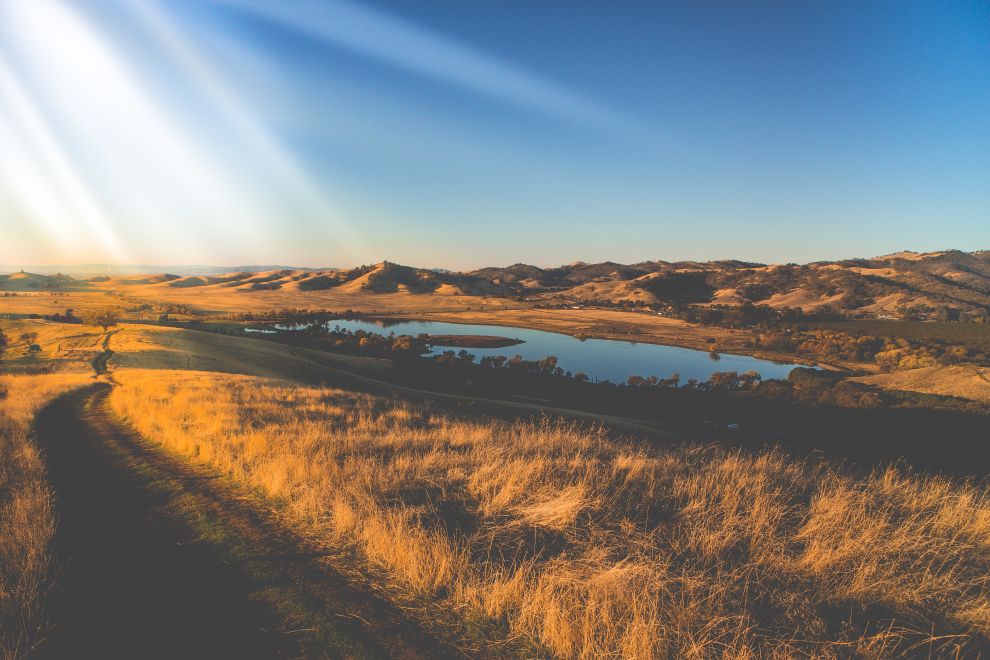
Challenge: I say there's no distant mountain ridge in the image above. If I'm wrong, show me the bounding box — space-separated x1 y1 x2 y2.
0 264 316 277
469 250 990 316
4 250 989 318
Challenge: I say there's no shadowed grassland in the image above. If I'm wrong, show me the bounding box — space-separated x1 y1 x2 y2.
813 320 990 350
111 369 990 658
0 320 118 657
851 365 990 404
0 373 91 659
34 386 451 659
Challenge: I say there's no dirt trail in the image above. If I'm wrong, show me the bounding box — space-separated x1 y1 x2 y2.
90 329 117 376
34 385 457 659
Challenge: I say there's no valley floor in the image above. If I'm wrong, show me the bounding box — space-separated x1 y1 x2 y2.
3 318 990 657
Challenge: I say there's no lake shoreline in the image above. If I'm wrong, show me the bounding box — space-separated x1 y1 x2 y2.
350 312 843 373
283 315 816 383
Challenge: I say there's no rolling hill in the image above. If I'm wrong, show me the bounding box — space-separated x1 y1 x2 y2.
472 250 990 317
0 271 82 291
5 251 989 318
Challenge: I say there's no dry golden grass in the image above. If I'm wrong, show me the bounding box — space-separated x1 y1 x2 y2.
84 280 516 316
102 323 393 383
111 369 990 658
0 372 91 659
0 319 111 378
852 365 990 403
0 282 801 364
0 292 128 319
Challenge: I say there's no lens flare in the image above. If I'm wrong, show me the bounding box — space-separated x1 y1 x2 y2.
0 54 128 262
124 0 366 260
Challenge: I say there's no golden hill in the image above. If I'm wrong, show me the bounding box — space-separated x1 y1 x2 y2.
8 250 990 319
0 271 81 292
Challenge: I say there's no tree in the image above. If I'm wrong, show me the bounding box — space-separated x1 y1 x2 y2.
739 370 762 388
19 331 38 346
0 328 7 361
85 309 119 332
538 355 559 375
708 371 741 390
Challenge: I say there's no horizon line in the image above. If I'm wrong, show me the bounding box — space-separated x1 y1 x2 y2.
1 248 982 275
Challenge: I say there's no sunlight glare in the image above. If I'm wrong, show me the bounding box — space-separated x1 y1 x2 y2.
0 55 128 262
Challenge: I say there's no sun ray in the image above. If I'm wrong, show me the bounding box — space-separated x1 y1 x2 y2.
124 0 367 261
0 53 129 263
1 0 280 265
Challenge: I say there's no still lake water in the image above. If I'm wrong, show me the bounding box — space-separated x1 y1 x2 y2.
273 318 805 384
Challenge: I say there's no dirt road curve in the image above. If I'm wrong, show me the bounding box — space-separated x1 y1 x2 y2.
34 385 455 660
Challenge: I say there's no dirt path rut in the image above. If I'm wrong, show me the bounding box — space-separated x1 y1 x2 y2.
34 385 457 659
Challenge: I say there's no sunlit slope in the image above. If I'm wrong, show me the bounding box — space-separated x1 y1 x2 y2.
477 250 990 315
8 250 990 318
105 324 393 382
110 368 990 658
0 272 83 292
0 319 109 373
88 262 504 295
852 365 990 403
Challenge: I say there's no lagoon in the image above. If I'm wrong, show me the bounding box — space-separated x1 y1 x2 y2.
278 318 806 384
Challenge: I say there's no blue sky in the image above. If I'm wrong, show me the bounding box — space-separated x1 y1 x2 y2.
1 0 988 269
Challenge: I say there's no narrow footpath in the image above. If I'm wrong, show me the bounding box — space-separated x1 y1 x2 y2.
34 385 456 659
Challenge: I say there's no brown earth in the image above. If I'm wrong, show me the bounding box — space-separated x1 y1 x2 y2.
34 384 456 659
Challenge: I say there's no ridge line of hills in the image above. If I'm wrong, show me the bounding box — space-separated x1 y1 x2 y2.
3 250 989 318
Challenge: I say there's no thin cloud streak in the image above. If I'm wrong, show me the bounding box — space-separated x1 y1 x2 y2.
212 0 645 137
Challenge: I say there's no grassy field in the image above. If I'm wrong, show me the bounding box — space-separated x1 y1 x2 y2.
0 319 109 373
85 280 521 315
0 320 113 657
3 280 989 375
0 372 92 659
4 319 990 655
0 292 131 319
0 285 794 364
813 319 990 349
851 365 990 404
109 367 990 658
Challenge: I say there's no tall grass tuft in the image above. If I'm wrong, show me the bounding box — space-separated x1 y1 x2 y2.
0 374 90 659
112 369 990 657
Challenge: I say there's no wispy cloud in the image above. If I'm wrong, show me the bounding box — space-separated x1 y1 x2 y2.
213 0 643 137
